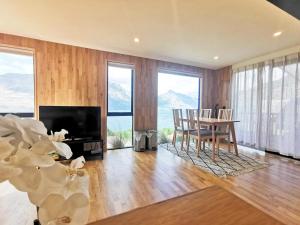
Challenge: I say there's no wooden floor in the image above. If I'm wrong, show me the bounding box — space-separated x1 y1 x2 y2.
87 148 213 222
87 146 300 225
1 145 300 225
89 186 284 225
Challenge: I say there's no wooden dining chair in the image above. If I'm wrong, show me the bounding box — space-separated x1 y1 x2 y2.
199 108 212 129
186 109 212 156
199 109 212 119
216 109 233 154
172 109 190 151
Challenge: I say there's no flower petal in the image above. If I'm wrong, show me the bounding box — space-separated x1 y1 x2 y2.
53 142 73 159
49 129 68 142
28 162 68 206
0 137 15 160
9 166 41 192
12 148 55 168
31 139 56 155
0 162 22 182
70 156 86 169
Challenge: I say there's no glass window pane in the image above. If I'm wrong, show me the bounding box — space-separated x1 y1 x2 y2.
157 72 200 143
0 51 34 115
107 116 132 149
108 66 132 113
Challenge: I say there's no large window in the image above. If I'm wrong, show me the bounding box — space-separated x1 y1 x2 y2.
157 71 201 144
107 64 134 149
0 48 34 117
231 53 300 158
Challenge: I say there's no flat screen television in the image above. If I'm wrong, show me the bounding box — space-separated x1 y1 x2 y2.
39 106 101 141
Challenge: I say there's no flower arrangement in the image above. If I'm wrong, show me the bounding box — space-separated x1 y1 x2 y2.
0 114 90 225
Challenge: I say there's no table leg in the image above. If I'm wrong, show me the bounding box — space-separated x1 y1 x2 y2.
229 123 239 156
212 127 216 161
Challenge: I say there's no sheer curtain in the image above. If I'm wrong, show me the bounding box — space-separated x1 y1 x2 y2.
231 53 300 158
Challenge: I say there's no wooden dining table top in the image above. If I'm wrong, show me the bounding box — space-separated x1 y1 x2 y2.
88 185 283 225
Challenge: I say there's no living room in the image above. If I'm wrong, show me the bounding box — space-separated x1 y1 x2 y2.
0 1 300 225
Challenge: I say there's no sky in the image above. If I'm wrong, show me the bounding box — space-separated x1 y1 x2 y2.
158 72 199 96
108 65 132 93
0 52 33 75
108 66 200 96
0 52 34 113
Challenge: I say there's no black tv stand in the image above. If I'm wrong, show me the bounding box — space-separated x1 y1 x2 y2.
63 139 103 160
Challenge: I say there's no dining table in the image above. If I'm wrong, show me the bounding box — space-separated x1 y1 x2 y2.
183 117 240 161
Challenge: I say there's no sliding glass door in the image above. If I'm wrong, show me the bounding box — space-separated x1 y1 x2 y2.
107 63 134 149
157 71 201 144
231 53 300 158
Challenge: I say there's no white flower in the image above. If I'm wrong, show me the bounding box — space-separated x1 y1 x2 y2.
28 162 68 206
0 137 15 160
0 115 47 147
49 129 69 142
0 162 22 183
28 161 89 205
9 165 41 192
70 156 86 169
39 193 90 225
0 115 89 225
52 142 73 159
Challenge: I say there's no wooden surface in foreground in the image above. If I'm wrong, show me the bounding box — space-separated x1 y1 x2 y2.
88 186 283 225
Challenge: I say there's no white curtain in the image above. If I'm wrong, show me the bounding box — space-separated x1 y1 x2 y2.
231 53 300 158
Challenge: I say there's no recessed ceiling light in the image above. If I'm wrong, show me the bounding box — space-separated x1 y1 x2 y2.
134 37 140 43
213 56 219 60
273 31 282 37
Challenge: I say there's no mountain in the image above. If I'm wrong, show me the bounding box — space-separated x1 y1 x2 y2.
108 82 131 111
158 90 198 109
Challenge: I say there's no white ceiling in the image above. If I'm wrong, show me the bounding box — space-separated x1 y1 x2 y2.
0 0 299 69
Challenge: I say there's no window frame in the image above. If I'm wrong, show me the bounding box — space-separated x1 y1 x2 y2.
107 62 135 149
0 45 36 118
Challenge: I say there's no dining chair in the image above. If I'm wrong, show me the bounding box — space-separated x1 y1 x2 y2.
198 108 212 149
199 108 212 129
186 109 212 156
215 108 233 154
172 109 190 151
199 109 212 119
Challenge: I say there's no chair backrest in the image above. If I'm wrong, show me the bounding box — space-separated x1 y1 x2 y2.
218 109 233 133
186 109 198 130
200 109 212 118
218 109 233 120
172 109 184 130
199 109 212 129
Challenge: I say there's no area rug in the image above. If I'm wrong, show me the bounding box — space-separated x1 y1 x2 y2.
160 143 270 177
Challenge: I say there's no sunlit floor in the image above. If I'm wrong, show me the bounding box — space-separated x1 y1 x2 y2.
1 144 300 225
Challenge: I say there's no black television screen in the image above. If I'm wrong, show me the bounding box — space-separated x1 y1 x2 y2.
39 106 101 141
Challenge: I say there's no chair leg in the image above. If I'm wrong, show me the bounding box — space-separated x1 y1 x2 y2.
180 134 184 151
217 138 220 155
227 135 231 152
187 134 190 153
197 138 201 157
202 140 206 150
172 131 177 146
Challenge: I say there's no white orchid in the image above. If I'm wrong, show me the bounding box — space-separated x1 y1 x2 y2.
49 129 69 142
0 114 48 147
0 115 90 225
39 192 90 225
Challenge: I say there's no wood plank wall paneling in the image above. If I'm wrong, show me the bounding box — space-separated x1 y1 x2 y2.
0 33 216 149
213 66 232 108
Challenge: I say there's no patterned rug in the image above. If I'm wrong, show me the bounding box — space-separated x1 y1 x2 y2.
160 143 269 177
